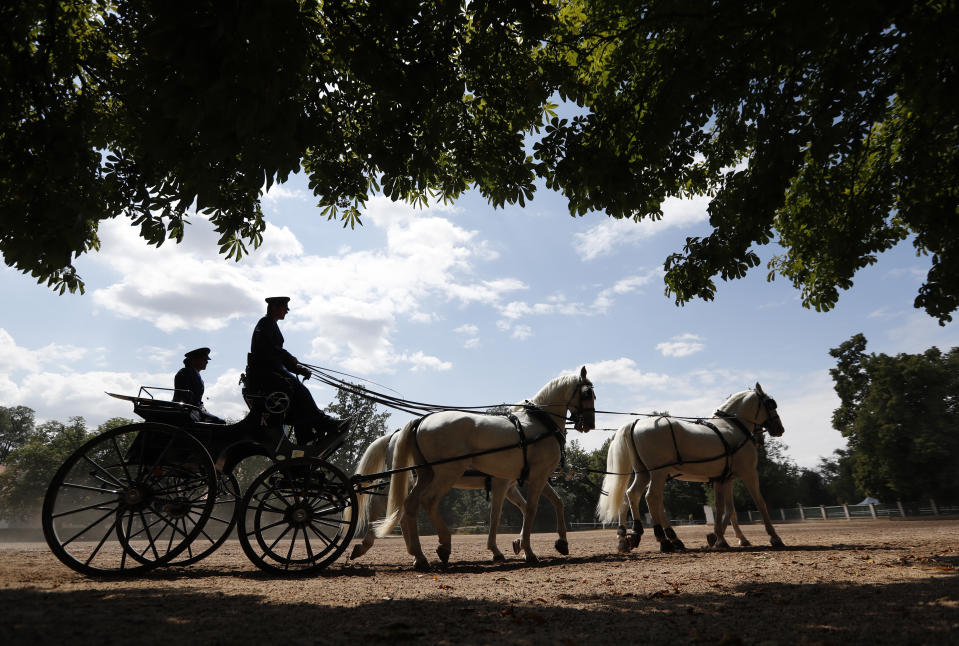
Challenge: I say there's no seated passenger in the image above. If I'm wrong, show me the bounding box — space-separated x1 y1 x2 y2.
245 296 350 447
174 347 226 424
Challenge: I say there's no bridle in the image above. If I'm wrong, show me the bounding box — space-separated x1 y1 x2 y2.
525 376 595 433
566 379 595 432
754 391 783 436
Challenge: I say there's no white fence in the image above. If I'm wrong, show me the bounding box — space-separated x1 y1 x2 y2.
744 499 959 523
567 499 959 531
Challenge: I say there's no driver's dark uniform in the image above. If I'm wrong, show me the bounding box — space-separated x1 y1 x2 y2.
246 314 339 445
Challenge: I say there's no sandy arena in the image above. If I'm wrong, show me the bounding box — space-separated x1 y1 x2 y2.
2 519 958 645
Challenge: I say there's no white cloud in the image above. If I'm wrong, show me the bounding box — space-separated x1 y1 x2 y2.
656 333 705 358
576 194 710 260
586 357 673 390
511 325 533 341
403 352 453 372
261 183 310 205
0 329 90 375
455 324 481 349
882 312 959 354
79 196 533 373
772 370 846 469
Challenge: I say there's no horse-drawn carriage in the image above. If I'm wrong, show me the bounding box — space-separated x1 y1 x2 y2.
42 364 786 576
42 380 362 577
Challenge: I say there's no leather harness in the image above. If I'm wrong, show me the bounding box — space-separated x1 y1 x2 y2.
410 407 566 488
628 412 755 483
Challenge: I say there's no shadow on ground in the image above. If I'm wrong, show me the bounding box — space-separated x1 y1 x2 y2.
4 574 957 645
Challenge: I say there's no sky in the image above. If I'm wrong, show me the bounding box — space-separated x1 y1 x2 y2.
2 174 957 470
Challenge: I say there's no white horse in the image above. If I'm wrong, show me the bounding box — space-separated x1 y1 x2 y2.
597 383 785 552
349 431 569 562
376 367 596 570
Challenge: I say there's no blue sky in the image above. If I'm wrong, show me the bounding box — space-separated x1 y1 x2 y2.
2 174 956 470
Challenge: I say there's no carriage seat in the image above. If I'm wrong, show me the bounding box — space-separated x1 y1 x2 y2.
132 397 202 426
240 371 292 423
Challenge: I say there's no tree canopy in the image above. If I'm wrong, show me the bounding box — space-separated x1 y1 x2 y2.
540 0 959 322
3 1 957 321
829 334 959 501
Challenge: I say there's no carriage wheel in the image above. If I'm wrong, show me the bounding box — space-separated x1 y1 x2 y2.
167 472 241 566
237 457 357 574
42 423 217 577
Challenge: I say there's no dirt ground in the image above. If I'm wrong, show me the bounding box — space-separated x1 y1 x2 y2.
2 519 958 646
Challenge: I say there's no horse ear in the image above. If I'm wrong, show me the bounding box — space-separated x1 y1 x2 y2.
581 365 587 379
755 382 764 395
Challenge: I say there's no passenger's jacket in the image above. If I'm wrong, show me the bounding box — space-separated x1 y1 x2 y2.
173 367 204 407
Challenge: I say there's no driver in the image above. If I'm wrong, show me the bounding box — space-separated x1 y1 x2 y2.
245 296 350 448
173 347 226 423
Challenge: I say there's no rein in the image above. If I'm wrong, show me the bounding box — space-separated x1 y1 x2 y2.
303 363 588 428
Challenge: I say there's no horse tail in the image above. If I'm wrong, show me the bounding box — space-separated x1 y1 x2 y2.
596 424 632 523
354 432 393 536
375 418 417 538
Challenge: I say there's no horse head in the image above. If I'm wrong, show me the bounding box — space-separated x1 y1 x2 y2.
753 382 784 437
570 366 596 432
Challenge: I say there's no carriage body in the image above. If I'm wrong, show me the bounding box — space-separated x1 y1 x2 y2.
41 384 357 577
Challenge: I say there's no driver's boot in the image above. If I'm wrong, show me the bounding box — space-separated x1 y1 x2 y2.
312 415 352 458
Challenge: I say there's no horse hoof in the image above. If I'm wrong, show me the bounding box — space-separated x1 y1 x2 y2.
628 533 641 549
672 540 686 551
413 558 431 572
659 541 674 553
555 539 569 556
738 538 752 547
349 544 368 560
436 545 451 565
512 539 521 555
524 553 539 564
617 540 630 554
770 536 785 548
706 533 717 547
492 553 506 563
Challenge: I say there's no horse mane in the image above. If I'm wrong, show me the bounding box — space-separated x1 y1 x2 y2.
716 389 753 415
523 372 583 408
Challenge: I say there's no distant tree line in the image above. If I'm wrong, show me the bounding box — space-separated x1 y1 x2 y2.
2 339 957 528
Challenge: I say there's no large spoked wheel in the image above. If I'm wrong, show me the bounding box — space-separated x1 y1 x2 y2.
168 472 241 567
238 457 357 574
42 423 217 577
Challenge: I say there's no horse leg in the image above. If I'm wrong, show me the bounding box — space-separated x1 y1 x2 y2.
486 479 510 562
645 473 675 553
421 469 460 567
518 477 548 564
624 470 649 551
504 484 527 555
542 483 568 555
739 470 785 548
707 479 732 549
728 498 751 547
349 481 388 560
663 525 686 551
401 468 432 571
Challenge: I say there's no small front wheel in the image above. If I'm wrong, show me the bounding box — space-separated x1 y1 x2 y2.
238 458 357 574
